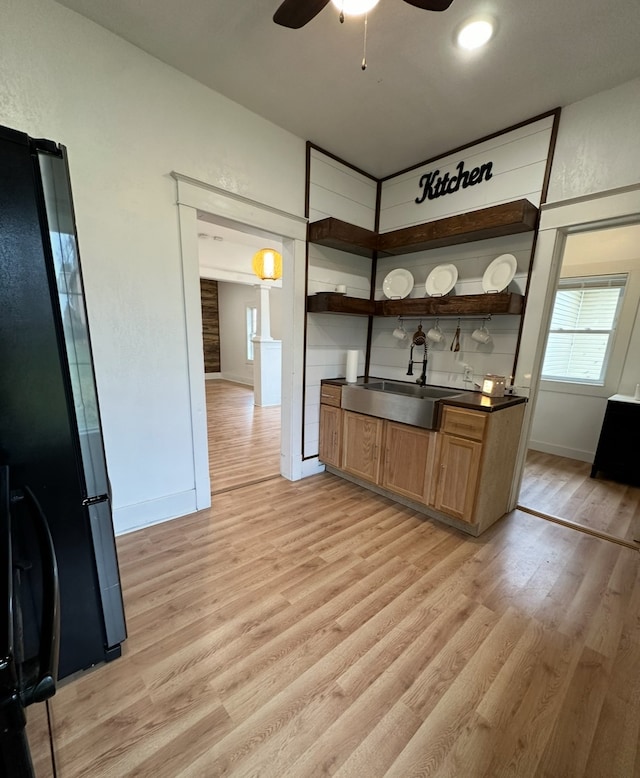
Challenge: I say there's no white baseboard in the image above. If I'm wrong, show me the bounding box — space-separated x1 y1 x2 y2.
113 489 200 535
300 457 325 479
221 372 254 387
528 440 594 463
205 372 222 380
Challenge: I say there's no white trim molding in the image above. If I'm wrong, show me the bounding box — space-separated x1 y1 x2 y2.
172 173 308 511
511 182 640 507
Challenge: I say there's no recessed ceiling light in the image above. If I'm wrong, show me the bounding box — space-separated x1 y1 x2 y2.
331 0 380 16
457 17 495 50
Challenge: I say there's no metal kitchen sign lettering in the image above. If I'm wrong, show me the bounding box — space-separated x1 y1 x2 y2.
415 159 494 204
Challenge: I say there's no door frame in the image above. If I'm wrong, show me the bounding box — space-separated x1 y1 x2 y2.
510 182 640 507
172 172 313 510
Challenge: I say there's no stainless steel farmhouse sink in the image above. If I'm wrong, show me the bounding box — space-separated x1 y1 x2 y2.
341 381 463 429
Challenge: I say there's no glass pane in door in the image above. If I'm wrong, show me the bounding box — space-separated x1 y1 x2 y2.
36 151 109 499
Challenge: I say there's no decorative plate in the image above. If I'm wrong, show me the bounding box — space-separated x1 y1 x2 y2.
382 268 414 299
482 254 517 293
425 264 458 297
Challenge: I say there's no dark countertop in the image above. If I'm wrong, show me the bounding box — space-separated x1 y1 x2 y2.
321 377 527 413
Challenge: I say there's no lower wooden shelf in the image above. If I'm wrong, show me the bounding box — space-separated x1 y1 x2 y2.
306 292 523 317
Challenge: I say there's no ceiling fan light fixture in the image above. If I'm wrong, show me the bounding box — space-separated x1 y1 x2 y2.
330 0 380 17
456 17 495 50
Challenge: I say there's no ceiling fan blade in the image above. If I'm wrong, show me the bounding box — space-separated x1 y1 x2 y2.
402 0 454 11
273 0 332 28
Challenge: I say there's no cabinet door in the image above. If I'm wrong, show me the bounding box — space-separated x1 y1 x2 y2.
434 434 482 523
319 405 342 467
381 422 435 504
342 411 383 483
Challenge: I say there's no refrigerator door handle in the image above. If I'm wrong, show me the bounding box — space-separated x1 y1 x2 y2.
16 487 60 706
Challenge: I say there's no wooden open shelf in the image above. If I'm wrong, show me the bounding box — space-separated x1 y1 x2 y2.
306 292 376 315
378 200 539 255
378 292 524 317
307 218 378 258
307 292 524 317
307 199 539 258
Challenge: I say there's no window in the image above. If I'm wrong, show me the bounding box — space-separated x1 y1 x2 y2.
246 306 257 361
541 275 626 385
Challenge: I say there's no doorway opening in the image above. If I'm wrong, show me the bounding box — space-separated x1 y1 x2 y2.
173 171 309 511
197 218 283 494
517 222 640 548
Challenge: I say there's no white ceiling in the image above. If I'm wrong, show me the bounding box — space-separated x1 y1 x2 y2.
55 0 640 178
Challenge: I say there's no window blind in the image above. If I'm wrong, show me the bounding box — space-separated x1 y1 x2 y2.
542 274 626 384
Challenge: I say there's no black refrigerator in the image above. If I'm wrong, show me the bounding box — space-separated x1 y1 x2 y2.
0 124 127 776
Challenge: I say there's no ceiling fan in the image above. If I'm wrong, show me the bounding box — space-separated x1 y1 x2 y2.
273 0 454 29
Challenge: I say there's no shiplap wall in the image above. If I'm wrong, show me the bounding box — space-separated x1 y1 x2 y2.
305 148 377 457
370 233 534 390
308 148 377 229
379 115 555 232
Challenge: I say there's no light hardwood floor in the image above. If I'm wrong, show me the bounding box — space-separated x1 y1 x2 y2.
519 449 640 546
206 379 281 494
42 472 640 777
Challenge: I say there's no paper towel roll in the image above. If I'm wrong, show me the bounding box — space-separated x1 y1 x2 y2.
345 350 358 383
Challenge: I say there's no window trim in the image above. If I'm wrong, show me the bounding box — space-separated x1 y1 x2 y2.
541 274 626 386
540 267 640 398
246 305 257 363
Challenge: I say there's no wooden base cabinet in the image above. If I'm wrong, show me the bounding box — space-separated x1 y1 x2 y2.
342 410 383 483
318 405 342 468
381 421 436 504
318 385 526 536
433 434 482 522
434 404 525 532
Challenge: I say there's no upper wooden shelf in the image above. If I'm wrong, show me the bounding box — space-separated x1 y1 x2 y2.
306 292 376 315
307 292 524 317
307 218 378 258
379 200 539 255
307 199 539 258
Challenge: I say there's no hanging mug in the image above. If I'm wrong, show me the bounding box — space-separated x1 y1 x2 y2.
471 325 491 344
427 324 444 343
393 325 407 341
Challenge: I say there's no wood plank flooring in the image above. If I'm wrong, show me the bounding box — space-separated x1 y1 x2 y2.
519 449 640 545
206 379 281 494
42 474 640 777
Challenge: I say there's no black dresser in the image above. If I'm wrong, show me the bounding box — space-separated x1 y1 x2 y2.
591 395 640 485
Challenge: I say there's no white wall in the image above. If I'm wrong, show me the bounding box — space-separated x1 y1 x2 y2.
308 147 377 229
379 115 555 232
218 283 254 385
1 0 305 533
517 80 640 394
546 78 640 203
513 78 640 494
304 150 377 457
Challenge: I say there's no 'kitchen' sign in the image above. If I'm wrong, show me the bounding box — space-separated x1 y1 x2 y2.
415 159 493 204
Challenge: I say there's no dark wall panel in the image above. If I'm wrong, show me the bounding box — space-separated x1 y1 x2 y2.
200 279 220 373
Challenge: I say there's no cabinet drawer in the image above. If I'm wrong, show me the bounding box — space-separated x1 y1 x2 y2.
440 406 486 441
320 384 342 407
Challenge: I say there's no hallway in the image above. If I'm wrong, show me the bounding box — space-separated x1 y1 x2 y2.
206 379 281 494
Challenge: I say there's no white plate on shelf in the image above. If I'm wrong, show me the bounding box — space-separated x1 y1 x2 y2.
482 254 517 293
382 268 414 299
425 264 458 297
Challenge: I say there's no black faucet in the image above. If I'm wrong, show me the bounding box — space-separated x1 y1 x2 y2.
419 350 428 386
406 343 428 385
